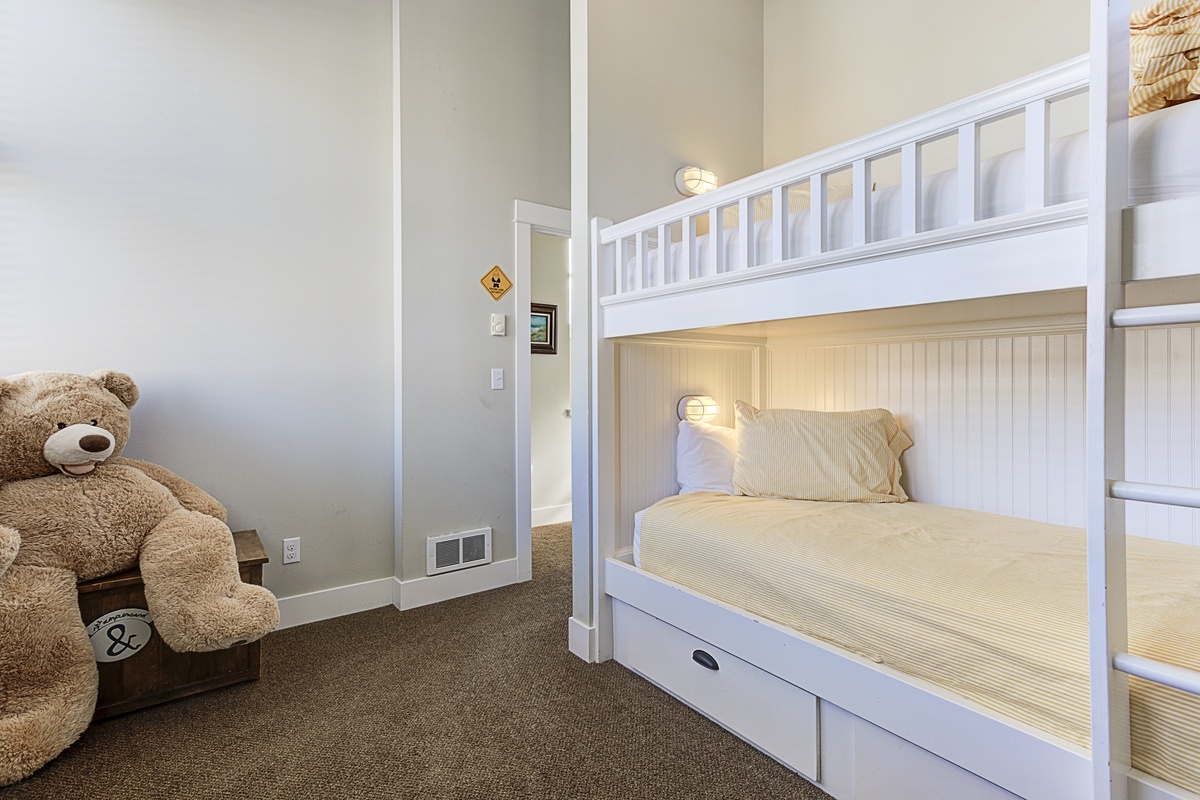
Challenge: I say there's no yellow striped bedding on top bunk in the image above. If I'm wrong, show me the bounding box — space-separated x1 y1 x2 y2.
1131 0 1200 115
637 493 1200 793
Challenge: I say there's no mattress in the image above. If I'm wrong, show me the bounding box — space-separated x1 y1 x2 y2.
626 97 1200 285
635 492 1200 793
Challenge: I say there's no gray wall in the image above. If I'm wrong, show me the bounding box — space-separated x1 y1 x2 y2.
573 0 765 622
762 0 1089 167
2 0 573 603
587 0 765 224
398 0 570 581
0 0 395 599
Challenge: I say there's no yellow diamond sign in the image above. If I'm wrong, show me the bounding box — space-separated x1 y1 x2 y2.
481 265 512 301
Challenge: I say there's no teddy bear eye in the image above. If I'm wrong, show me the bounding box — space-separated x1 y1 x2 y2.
90 419 98 426
56 422 67 430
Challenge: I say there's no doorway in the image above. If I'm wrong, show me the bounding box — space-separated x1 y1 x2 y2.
514 201 570 582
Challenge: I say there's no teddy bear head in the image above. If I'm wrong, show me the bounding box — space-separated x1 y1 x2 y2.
0 371 140 482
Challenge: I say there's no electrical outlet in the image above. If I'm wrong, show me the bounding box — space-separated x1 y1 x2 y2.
282 537 300 564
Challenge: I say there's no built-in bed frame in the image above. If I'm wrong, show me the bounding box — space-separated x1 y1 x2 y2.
582 7 1200 800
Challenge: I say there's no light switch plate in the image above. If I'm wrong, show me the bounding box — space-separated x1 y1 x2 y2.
490 313 506 336
491 368 504 390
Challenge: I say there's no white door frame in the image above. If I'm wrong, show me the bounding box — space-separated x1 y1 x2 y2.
514 200 571 582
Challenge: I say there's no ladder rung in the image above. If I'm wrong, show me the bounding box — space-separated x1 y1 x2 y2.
1112 302 1200 328
1114 653 1200 698
1110 480 1200 509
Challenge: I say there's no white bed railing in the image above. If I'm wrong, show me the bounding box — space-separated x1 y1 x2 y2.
595 56 1090 303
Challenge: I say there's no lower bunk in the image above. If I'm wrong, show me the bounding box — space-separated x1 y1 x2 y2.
607 492 1200 800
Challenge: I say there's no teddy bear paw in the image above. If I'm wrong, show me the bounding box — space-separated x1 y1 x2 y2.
156 583 279 653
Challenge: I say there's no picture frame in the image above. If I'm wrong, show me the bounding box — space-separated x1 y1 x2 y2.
531 303 557 355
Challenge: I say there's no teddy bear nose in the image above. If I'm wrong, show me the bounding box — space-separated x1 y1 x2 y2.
79 435 111 453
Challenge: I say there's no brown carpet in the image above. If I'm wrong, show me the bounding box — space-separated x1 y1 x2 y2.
3 523 832 800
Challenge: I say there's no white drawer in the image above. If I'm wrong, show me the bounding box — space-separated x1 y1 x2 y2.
612 600 819 780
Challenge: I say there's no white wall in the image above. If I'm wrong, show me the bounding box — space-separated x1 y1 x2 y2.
531 232 572 525
762 0 1090 167
398 0 570 582
0 0 395 599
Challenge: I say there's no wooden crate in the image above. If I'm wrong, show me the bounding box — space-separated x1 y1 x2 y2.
78 529 269 720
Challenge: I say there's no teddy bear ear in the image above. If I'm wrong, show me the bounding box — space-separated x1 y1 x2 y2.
89 370 139 409
0 378 9 405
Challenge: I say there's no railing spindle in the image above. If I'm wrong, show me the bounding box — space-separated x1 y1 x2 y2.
853 158 870 246
958 122 980 224
681 216 694 282
709 207 722 276
738 196 753 270
1025 99 1050 211
655 223 669 286
634 231 647 292
772 185 787 263
901 142 920 236
810 173 828 255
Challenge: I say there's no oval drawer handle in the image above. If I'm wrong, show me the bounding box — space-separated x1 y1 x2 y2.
692 649 719 671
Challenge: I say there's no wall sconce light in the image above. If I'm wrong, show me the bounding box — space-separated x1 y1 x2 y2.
675 166 718 196
677 395 720 423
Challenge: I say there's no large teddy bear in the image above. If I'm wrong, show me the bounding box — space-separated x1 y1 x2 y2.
0 370 279 785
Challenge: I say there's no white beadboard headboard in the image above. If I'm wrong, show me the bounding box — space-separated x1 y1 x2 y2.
613 320 1200 550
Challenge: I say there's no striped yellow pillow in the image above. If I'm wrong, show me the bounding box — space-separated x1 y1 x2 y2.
732 401 912 502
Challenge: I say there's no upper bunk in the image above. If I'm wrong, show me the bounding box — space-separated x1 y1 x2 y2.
593 55 1200 339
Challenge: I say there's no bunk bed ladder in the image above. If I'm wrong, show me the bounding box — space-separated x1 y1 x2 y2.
1088 3 1200 799
1085 0 1129 798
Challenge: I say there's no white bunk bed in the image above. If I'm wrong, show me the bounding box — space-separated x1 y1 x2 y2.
584 6 1200 800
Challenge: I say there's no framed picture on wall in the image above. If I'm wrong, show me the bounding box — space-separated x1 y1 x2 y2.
531 303 557 355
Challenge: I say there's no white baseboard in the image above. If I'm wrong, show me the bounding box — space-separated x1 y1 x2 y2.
568 615 596 662
276 576 396 630
394 556 521 611
532 503 572 527
275 557 524 628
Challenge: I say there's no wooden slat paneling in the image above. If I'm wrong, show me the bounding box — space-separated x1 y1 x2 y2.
768 327 1200 545
616 338 761 551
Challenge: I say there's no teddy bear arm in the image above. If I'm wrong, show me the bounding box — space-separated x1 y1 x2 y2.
111 457 228 522
0 564 98 786
140 509 278 653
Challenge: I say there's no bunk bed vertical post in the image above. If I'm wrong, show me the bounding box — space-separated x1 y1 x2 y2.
770 185 787 263
810 172 828 255
957 122 980 224
1025 98 1050 211
590 215 616 664
738 195 753 269
1085 1 1131 797
595 231 613 299
900 141 920 236
852 158 870 246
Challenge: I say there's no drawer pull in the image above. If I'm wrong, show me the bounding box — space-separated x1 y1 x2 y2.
692 649 720 671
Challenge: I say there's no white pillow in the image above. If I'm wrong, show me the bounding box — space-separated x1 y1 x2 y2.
676 419 738 495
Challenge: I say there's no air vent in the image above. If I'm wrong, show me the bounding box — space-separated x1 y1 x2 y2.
426 527 492 576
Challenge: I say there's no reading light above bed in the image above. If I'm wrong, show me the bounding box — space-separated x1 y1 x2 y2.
674 166 717 196
677 395 720 422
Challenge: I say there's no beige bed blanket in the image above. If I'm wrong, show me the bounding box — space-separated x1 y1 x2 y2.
1131 0 1200 116
638 493 1200 792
